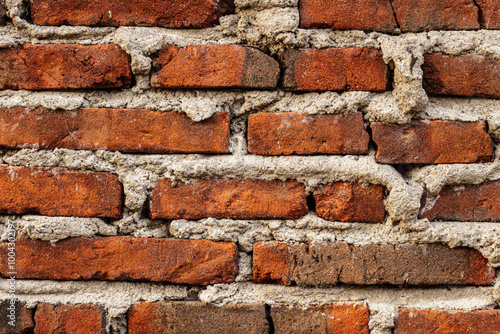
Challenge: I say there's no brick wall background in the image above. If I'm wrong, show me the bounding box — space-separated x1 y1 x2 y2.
0 0 499 333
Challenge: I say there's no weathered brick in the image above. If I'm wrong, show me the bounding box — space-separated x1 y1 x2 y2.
314 182 386 223
420 181 500 222
299 0 397 32
30 0 233 28
371 120 494 164
34 304 104 334
282 48 389 92
423 53 500 98
476 0 500 29
0 44 131 90
128 302 268 334
0 108 229 153
0 301 34 334
392 0 479 32
0 165 123 218
0 237 238 284
151 45 279 89
149 179 308 220
272 303 369 334
253 242 495 286
247 112 369 155
0 0 7 25
394 309 500 334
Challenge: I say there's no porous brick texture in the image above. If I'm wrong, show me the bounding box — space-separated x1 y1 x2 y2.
0 237 238 284
394 309 500 333
0 108 229 153
253 242 495 286
0 44 131 90
0 165 123 218
30 0 234 28
34 304 105 334
0 301 34 334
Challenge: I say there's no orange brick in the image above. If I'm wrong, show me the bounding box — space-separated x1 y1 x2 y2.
34 304 104 334
247 112 369 155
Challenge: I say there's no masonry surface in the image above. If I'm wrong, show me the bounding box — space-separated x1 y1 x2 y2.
0 0 499 333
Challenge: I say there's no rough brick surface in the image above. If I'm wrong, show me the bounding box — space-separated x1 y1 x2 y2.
0 108 229 153
314 182 386 223
247 112 369 155
0 165 123 218
253 242 495 286
30 0 233 28
371 120 494 164
0 44 131 90
282 48 389 92
128 302 268 334
272 303 369 334
392 0 479 32
151 45 279 89
0 237 238 284
34 304 104 334
423 53 500 98
420 181 500 222
476 0 500 29
0 301 34 334
0 1 6 25
394 309 500 334
299 0 397 32
149 179 308 220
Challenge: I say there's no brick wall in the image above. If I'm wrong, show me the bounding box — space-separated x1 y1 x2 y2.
0 0 499 333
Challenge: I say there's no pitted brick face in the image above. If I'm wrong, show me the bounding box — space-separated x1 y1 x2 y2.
34 304 105 334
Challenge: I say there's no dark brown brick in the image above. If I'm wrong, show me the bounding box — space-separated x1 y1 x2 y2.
476 0 500 29
392 0 479 32
30 0 233 28
128 302 268 334
394 309 500 334
0 165 123 218
272 303 369 334
0 301 34 334
299 0 397 32
0 0 7 25
0 237 238 284
34 304 104 334
151 45 279 89
247 112 369 155
253 242 495 286
371 120 494 164
420 181 500 222
282 48 389 92
149 179 308 220
0 108 229 153
423 53 500 98
314 182 386 223
0 44 131 90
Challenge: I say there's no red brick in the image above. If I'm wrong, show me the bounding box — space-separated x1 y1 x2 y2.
0 44 131 90
0 301 34 334
299 0 397 32
423 53 500 98
282 48 389 92
0 108 229 153
34 304 104 334
392 0 479 32
253 242 495 286
476 0 500 29
30 0 233 28
371 120 494 164
420 181 500 222
149 179 308 220
128 302 268 334
0 165 122 218
314 182 386 223
0 237 238 284
151 45 279 89
394 309 500 334
272 303 369 334
247 112 369 155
